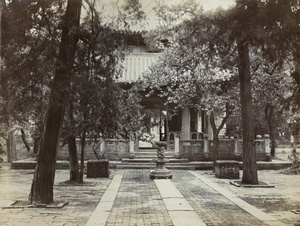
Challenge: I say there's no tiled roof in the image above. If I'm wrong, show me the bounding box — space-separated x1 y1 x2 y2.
119 51 161 83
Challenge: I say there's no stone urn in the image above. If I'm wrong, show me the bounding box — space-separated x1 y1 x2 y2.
150 141 173 179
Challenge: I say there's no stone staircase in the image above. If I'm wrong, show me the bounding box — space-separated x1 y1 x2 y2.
115 147 197 170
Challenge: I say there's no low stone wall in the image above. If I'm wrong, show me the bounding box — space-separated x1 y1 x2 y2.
104 139 130 160
215 139 240 160
57 139 131 161
56 134 272 162
57 143 101 161
180 140 208 161
178 134 271 161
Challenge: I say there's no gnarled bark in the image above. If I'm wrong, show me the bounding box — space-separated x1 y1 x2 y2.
238 38 258 185
29 0 82 204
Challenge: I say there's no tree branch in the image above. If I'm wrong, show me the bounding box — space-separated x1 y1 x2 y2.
21 128 30 152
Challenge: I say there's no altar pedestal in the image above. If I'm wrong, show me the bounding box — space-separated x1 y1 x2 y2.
150 141 173 179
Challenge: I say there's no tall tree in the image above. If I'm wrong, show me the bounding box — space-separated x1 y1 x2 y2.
145 0 298 183
252 58 296 156
234 0 299 183
235 1 258 184
1 0 63 162
29 0 82 204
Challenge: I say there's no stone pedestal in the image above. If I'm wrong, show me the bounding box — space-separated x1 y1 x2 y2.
150 141 173 179
150 159 173 179
87 160 109 178
215 160 239 179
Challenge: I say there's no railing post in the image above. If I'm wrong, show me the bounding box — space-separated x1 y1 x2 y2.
263 134 271 161
174 133 180 158
100 139 105 153
234 134 239 159
129 136 135 158
204 134 209 159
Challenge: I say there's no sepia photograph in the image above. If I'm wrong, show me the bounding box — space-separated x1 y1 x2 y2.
0 0 299 225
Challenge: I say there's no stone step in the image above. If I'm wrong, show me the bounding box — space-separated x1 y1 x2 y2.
115 163 156 169
10 159 291 170
134 155 175 159
121 158 189 163
134 151 174 157
136 151 174 154
115 163 196 170
138 147 157 150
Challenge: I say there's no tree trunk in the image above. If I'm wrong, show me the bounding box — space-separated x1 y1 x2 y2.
210 108 232 172
29 0 82 204
238 38 258 185
265 105 276 157
21 129 31 152
212 135 219 172
209 114 219 172
33 138 40 155
68 135 80 181
78 129 86 184
236 1 258 185
6 132 16 162
67 102 80 182
29 106 64 204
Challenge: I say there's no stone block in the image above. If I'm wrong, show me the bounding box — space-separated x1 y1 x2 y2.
215 160 239 179
87 160 109 178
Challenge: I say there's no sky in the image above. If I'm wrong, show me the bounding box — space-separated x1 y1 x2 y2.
197 0 235 11
83 0 237 31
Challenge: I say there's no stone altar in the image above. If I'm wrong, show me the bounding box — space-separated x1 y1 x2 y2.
150 141 173 179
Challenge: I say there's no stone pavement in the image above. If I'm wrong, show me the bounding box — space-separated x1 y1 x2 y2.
0 165 299 226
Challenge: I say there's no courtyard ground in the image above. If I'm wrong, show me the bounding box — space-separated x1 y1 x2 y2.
0 147 299 226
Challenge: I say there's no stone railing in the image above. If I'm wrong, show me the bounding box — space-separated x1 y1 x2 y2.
57 134 272 161
177 134 271 161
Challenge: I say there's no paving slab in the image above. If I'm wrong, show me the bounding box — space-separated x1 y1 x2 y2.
154 179 183 198
85 175 123 226
154 179 205 225
168 211 206 226
162 197 194 211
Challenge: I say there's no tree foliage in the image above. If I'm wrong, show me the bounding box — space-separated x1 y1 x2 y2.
142 2 240 167
1 0 64 155
142 0 299 182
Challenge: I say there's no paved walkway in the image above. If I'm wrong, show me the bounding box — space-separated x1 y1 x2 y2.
0 165 299 226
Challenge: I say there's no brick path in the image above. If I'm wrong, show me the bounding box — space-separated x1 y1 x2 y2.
102 170 268 226
105 170 173 226
0 165 299 225
172 171 266 226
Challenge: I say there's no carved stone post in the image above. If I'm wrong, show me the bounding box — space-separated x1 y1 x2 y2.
263 134 271 161
234 134 240 160
129 137 135 159
150 141 173 179
203 134 209 159
174 133 180 158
